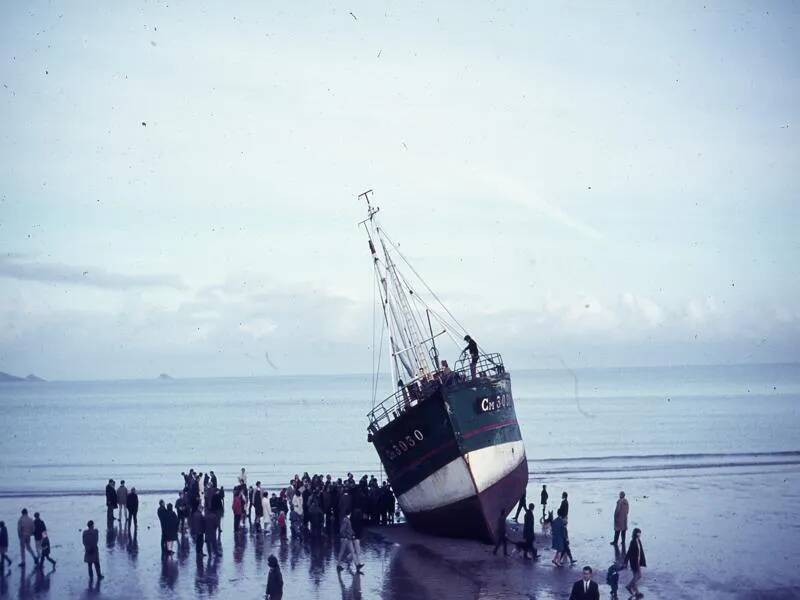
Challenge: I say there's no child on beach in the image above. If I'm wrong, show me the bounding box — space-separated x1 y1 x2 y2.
606 563 619 598
38 531 56 569
277 511 287 536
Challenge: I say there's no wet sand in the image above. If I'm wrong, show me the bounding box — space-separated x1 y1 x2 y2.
1 465 799 599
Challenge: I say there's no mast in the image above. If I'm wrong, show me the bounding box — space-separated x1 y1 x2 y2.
359 190 432 387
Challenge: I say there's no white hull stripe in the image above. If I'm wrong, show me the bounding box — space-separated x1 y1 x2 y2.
466 440 526 493
397 440 526 514
397 455 475 514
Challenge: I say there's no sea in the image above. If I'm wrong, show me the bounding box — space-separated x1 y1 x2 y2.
1 362 798 497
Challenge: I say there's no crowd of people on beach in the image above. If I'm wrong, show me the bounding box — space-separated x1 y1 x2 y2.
1 474 647 599
492 485 647 599
99 467 396 597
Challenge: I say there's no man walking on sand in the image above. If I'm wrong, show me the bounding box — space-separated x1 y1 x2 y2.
32 512 47 560
17 509 37 567
336 508 362 572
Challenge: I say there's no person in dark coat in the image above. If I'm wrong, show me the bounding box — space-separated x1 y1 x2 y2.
625 528 647 596
560 491 569 517
540 485 549 519
32 513 47 559
82 520 102 580
266 554 283 599
126 487 139 530
492 508 508 556
175 492 189 531
254 482 264 529
190 507 205 558
204 510 220 558
0 520 12 567
163 504 179 556
463 335 480 379
513 489 527 522
522 503 538 559
551 509 567 566
105 479 117 524
157 499 167 555
37 531 56 569
351 507 365 571
569 566 600 600
612 491 629 549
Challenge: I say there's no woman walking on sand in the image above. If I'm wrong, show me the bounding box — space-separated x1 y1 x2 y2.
551 508 567 566
625 527 646 597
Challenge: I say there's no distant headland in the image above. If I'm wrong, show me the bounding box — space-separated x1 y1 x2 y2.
0 371 46 383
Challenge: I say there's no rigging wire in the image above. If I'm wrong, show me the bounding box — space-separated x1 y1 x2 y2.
370 262 377 406
379 228 470 336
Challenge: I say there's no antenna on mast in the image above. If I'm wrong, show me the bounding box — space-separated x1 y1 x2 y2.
358 189 379 224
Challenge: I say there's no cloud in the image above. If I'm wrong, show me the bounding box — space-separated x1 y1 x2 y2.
0 255 186 290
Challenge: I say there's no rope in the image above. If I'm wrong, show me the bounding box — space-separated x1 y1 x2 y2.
380 228 470 336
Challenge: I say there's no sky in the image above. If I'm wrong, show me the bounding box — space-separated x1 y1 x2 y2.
0 1 798 380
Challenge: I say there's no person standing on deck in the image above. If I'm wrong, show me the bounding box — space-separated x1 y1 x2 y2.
463 335 479 379
17 508 37 567
611 491 629 549
492 508 509 557
541 485 549 519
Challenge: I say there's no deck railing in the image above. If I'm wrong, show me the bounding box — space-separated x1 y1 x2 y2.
367 353 505 432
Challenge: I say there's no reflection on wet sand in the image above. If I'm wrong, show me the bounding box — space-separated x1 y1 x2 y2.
338 570 362 600
381 542 482 600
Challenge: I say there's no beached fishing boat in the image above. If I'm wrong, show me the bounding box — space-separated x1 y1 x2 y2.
360 191 528 544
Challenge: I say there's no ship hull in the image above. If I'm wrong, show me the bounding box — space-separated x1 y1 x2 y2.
371 373 528 543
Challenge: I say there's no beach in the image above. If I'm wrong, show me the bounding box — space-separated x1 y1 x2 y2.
1 364 799 598
1 466 798 599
